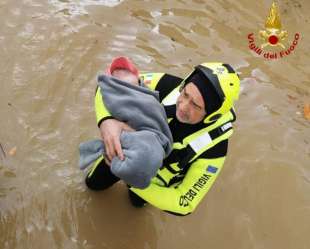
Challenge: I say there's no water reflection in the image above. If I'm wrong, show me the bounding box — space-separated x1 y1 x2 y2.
48 0 124 15
74 185 159 249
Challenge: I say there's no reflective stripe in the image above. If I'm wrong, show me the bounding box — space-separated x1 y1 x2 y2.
189 129 233 165
221 122 232 132
162 88 180 106
189 132 212 153
187 122 232 154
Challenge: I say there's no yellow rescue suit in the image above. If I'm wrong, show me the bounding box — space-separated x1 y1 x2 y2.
94 71 237 215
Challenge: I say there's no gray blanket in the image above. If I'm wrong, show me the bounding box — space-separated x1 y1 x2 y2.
79 75 173 189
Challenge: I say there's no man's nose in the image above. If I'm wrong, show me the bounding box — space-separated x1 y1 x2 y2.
179 98 190 112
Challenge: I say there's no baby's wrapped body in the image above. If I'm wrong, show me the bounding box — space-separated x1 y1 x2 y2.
79 75 173 189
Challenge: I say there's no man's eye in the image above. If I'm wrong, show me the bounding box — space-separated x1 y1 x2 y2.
194 104 202 110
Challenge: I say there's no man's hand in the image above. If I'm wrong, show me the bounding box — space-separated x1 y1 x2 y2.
99 119 134 163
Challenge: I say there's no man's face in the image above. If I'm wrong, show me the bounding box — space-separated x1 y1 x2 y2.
176 83 206 124
112 69 139 85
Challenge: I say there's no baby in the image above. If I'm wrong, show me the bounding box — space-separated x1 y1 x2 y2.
112 68 139 86
79 57 173 189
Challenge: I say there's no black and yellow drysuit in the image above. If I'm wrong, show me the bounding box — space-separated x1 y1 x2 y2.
87 63 240 216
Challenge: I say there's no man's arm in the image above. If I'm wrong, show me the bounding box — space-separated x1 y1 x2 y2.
130 156 226 215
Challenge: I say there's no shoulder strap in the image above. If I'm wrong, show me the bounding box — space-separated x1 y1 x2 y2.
178 121 233 169
177 109 236 169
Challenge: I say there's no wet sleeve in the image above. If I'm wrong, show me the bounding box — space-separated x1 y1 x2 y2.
130 156 226 215
94 87 113 126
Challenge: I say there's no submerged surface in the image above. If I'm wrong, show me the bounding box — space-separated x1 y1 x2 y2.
0 0 309 248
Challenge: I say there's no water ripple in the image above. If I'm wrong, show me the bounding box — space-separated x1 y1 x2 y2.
48 0 124 16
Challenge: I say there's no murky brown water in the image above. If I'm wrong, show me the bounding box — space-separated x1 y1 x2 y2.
0 0 309 248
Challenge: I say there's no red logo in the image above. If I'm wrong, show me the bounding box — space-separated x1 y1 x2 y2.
247 1 300 60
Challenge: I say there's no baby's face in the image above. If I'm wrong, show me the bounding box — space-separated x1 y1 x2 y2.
112 69 139 85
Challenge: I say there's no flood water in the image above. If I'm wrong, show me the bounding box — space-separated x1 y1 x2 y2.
0 0 309 248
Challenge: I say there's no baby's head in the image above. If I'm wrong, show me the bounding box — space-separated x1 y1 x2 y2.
108 57 139 86
112 69 139 85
